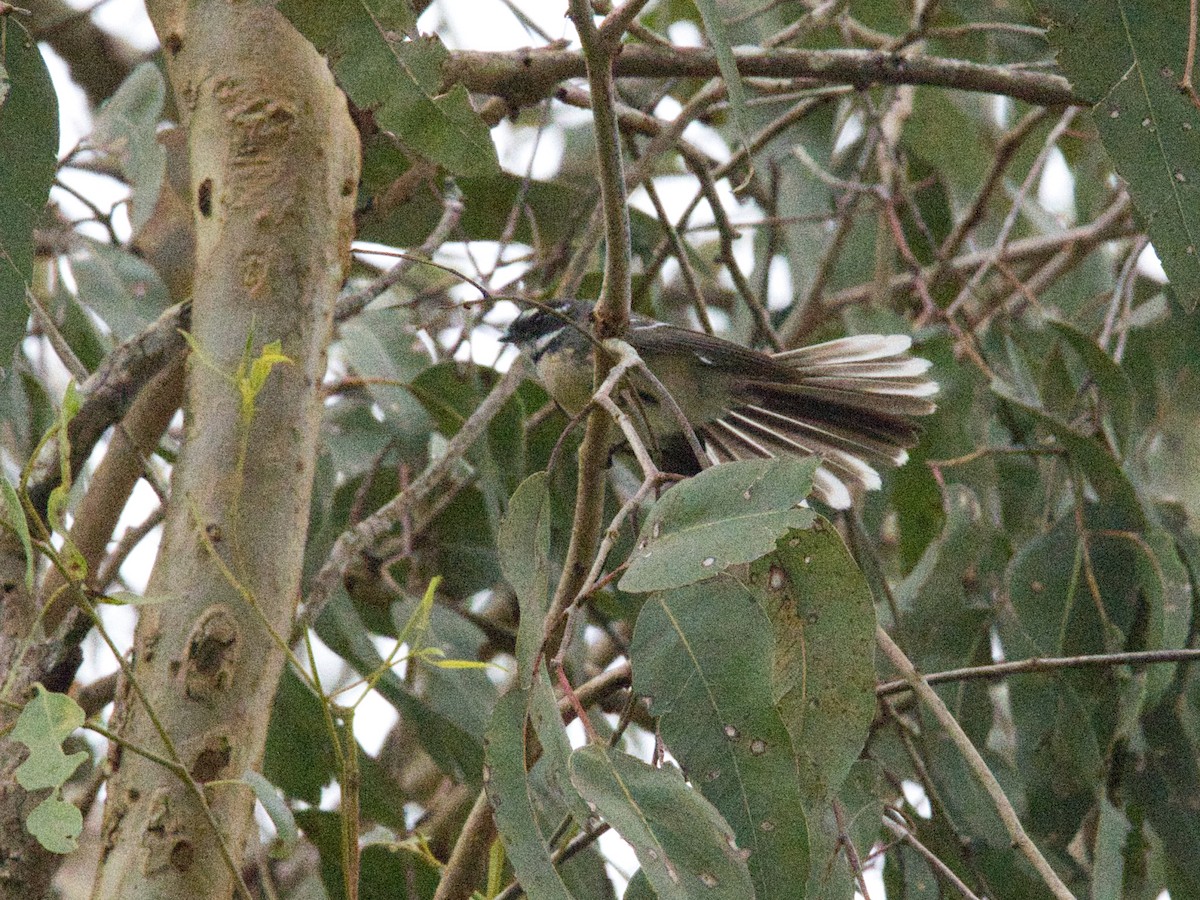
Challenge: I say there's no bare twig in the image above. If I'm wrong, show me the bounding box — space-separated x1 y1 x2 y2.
444 45 1081 108
1181 0 1200 110
336 190 465 321
301 364 525 632
945 107 1077 317
876 626 1076 900
883 814 984 900
878 647 1200 697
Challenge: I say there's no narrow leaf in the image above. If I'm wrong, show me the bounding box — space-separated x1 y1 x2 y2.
569 745 754 900
631 576 809 898
498 471 552 686
243 771 300 859
691 1 754 180
0 475 33 591
484 689 575 900
0 18 58 363
1046 319 1134 456
992 378 1144 530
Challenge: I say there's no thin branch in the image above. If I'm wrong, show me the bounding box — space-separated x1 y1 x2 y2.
444 45 1081 109
336 189 465 321
945 107 1077 317
301 364 525 633
876 626 1076 900
883 814 984 900
26 300 191 518
825 194 1134 310
1181 0 1200 110
937 106 1052 267
876 647 1200 697
431 791 496 900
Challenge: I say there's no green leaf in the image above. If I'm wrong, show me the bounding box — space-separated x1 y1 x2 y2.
12 685 87 855
1033 0 1200 308
70 239 171 340
263 667 337 805
278 0 499 177
0 474 33 591
894 486 1005 743
25 793 83 855
1131 696 1200 898
360 841 441 900
569 745 755 900
527 666 592 825
619 457 818 593
691 0 753 170
498 472 552 686
631 576 810 898
622 869 656 900
484 689 575 900
89 62 166 233
1046 319 1135 456
753 521 878 804
12 685 87 791
243 771 299 859
992 378 1144 530
0 17 58 364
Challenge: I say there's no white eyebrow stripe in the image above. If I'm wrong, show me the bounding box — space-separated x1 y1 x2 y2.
534 327 565 352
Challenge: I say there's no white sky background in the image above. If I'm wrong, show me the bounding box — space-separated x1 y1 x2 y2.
41 2 1169 897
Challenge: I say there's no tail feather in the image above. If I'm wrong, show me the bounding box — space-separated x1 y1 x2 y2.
773 334 914 366
694 334 938 508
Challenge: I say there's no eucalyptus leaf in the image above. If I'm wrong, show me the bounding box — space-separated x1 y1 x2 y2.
277 0 498 177
569 745 755 900
631 575 809 898
0 18 58 363
71 240 170 340
484 689 575 900
498 471 551 686
1046 319 1134 456
619 457 818 593
752 521 877 804
1032 0 1200 308
243 771 299 859
89 62 166 233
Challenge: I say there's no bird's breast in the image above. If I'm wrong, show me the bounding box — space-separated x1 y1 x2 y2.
535 345 595 416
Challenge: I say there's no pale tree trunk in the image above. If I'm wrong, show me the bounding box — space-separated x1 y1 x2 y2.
92 2 359 897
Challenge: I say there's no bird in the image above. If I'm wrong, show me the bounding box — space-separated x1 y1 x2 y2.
502 299 938 509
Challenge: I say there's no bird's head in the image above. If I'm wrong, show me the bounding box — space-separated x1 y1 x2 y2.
501 299 593 362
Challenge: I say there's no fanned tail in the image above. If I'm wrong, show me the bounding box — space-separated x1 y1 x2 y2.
695 335 938 509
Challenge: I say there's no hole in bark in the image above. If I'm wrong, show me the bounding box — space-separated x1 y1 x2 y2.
191 735 232 783
183 606 240 704
198 178 213 217
170 840 195 872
